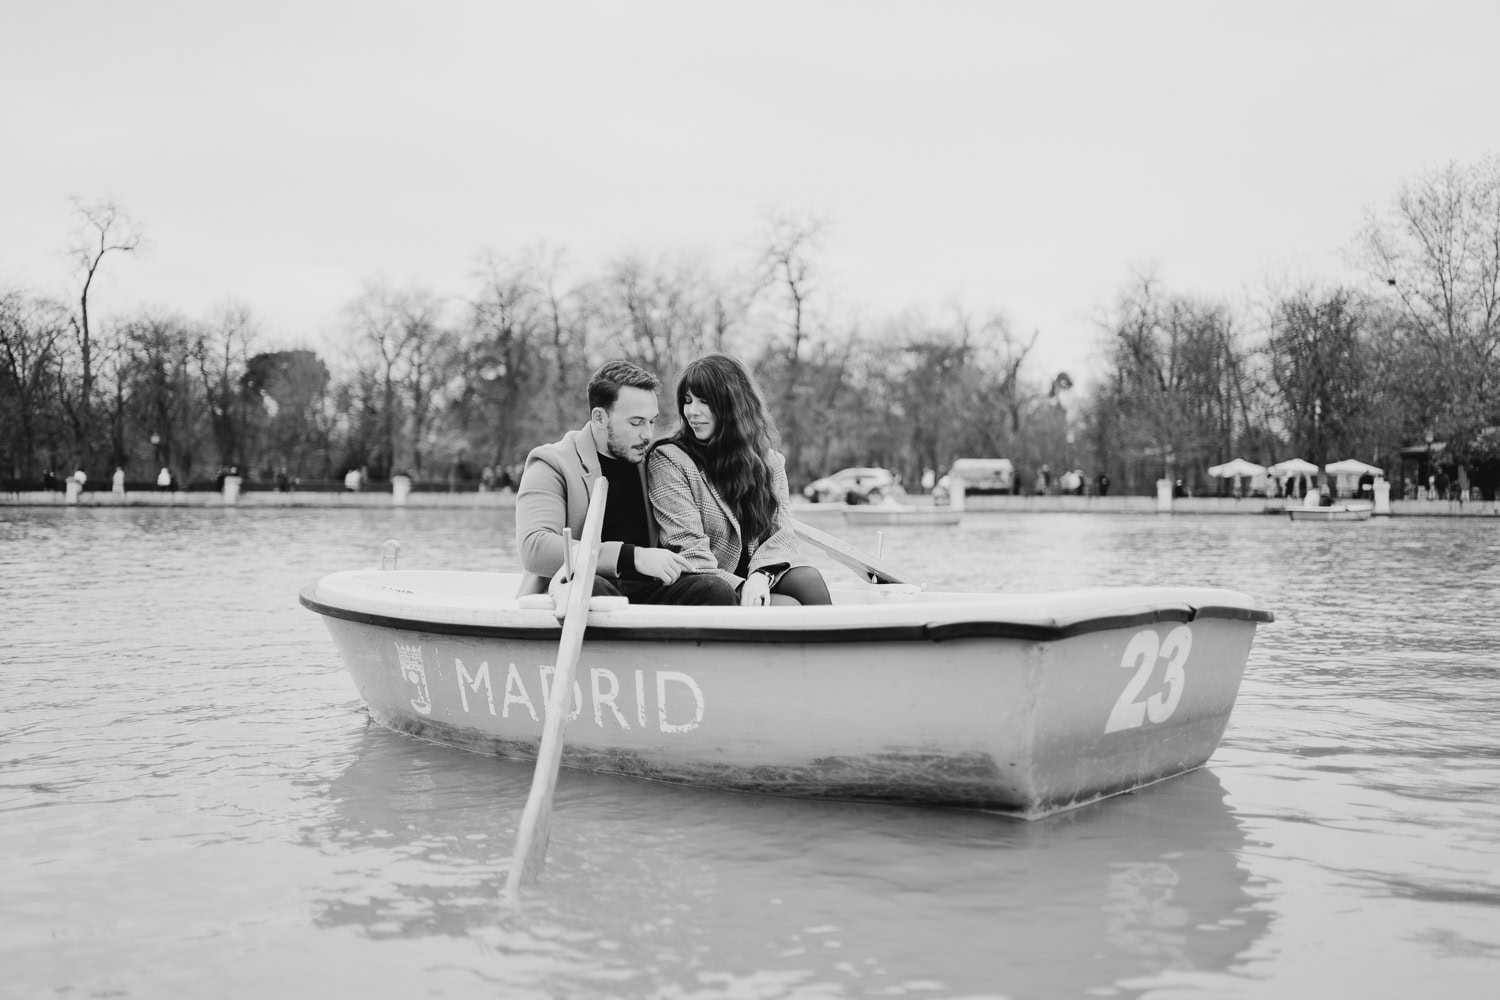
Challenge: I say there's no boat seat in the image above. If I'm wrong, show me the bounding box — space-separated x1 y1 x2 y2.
516 594 630 611
830 583 924 604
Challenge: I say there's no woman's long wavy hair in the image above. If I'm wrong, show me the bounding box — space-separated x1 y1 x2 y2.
666 354 781 545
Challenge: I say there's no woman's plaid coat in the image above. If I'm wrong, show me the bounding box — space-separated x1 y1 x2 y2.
646 442 801 590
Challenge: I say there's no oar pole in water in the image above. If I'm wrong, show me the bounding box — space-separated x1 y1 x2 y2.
505 477 609 897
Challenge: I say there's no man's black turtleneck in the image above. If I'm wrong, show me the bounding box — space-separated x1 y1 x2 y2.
598 451 650 576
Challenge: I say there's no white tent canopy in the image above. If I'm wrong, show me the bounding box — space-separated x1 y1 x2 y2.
1268 457 1319 476
1324 459 1383 476
1208 458 1267 478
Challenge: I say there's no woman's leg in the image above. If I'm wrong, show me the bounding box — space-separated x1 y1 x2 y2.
769 565 832 605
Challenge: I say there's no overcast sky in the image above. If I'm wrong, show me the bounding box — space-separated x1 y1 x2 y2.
5 0 1496 383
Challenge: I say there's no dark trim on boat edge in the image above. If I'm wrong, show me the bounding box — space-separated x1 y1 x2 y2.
299 589 1273 645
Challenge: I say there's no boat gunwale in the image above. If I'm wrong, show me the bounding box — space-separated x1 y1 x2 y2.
298 589 1272 644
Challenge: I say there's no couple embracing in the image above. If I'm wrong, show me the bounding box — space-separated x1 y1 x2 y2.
515 354 831 608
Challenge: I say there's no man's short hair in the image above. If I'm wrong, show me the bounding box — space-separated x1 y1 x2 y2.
588 360 660 411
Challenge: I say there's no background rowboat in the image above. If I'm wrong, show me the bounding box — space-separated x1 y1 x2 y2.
1287 501 1374 521
841 503 963 526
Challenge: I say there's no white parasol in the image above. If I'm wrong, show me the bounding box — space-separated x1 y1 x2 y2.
1324 459 1383 476
1268 457 1319 476
1207 458 1267 478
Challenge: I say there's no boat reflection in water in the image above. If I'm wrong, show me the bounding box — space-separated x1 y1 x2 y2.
305 723 1269 997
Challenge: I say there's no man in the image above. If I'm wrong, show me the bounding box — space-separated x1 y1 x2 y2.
515 360 738 605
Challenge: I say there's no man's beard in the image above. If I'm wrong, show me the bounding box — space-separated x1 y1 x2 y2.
605 424 644 463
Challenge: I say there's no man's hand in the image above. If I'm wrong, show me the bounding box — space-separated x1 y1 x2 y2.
546 562 576 615
633 547 691 584
739 571 771 607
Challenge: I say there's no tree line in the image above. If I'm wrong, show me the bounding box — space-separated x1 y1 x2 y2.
5 157 1499 498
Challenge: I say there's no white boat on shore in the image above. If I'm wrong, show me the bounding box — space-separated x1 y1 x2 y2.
1287 500 1374 521
841 503 963 526
301 565 1273 818
785 501 852 525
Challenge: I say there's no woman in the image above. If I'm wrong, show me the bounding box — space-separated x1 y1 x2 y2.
646 353 831 606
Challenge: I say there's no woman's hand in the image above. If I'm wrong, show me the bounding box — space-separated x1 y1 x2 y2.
740 571 771 607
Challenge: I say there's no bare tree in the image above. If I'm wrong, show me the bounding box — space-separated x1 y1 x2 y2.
872 304 1027 481
65 200 143 471
117 312 207 481
195 302 259 473
593 252 731 392
343 282 456 479
754 212 828 473
1357 155 1500 468
964 310 1038 451
394 289 453 478
1266 287 1393 468
762 330 863 484
0 291 70 478
1093 272 1251 493
452 249 596 475
757 213 825 365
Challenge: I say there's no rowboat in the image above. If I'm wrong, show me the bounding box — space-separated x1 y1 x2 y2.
300 565 1273 818
841 503 964 526
1287 501 1373 522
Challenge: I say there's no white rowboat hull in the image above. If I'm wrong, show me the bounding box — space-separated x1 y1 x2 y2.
301 570 1272 817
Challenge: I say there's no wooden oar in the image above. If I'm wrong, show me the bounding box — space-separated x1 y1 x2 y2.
790 517 914 586
505 477 609 897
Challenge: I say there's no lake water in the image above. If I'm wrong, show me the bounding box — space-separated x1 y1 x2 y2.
3 507 1498 999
